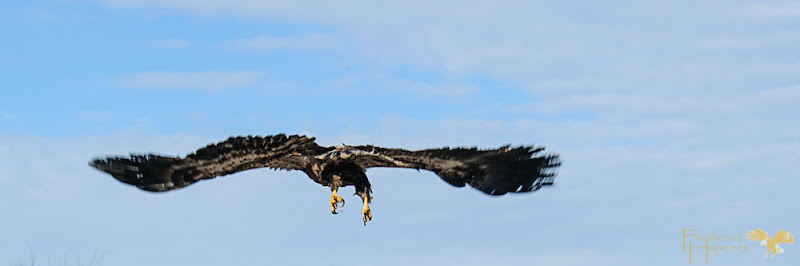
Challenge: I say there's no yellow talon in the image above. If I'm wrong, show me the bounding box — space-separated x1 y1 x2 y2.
362 197 372 225
330 188 344 214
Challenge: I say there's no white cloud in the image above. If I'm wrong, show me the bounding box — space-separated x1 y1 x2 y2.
114 70 263 91
17 1 800 264
516 93 699 116
3 108 799 265
225 33 337 52
84 0 800 208
513 84 800 143
97 1 800 98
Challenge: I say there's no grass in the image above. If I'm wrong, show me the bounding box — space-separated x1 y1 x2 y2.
9 248 103 266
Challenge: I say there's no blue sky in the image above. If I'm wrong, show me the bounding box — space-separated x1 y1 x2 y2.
1 1 799 265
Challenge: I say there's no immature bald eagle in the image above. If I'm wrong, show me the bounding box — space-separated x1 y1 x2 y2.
90 134 561 225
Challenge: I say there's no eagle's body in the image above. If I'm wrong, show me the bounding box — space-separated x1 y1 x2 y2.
90 134 561 224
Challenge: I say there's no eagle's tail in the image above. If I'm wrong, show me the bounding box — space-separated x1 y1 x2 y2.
89 155 191 192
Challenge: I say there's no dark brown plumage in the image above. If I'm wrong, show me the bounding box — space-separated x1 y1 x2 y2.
89 134 561 224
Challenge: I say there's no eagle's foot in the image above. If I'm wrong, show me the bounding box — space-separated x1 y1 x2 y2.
361 195 372 225
356 187 373 225
330 188 345 214
362 204 372 225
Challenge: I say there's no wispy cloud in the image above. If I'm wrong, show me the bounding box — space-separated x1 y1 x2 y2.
325 75 479 98
151 38 190 49
225 34 337 52
25 8 58 22
114 70 263 91
79 109 112 123
1 113 14 121
99 1 799 89
12 1 799 264
746 2 800 18
382 78 478 97
517 84 800 121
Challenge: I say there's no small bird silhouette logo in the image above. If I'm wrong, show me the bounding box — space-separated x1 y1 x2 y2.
746 229 794 258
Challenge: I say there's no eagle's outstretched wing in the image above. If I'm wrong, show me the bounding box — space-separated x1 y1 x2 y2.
351 145 561 195
773 230 794 244
90 134 330 192
747 229 771 242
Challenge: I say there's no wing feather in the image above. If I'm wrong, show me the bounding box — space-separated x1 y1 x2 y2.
90 134 330 192
773 230 794 244
352 145 561 195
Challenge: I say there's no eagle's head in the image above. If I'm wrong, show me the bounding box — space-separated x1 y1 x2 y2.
760 240 768 246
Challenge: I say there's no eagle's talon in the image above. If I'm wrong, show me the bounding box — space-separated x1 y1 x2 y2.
359 190 372 225
330 200 344 214
330 188 345 215
362 207 372 225
362 213 371 225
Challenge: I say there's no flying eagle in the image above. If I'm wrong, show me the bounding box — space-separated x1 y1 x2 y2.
747 229 794 258
89 134 561 225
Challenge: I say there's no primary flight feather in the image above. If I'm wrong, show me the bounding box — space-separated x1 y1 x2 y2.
89 134 561 225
